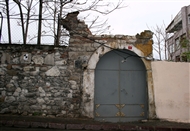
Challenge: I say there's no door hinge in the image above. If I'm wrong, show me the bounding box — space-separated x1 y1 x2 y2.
116 111 125 117
96 104 100 109
95 112 100 117
140 112 145 116
115 104 125 109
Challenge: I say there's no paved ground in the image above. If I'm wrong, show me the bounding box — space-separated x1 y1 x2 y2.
0 114 190 130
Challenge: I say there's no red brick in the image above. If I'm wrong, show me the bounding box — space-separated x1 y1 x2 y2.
119 125 137 131
172 128 190 131
102 124 119 130
5 120 14 127
155 127 171 131
85 124 102 130
49 123 65 129
31 122 48 128
14 121 30 128
66 124 84 130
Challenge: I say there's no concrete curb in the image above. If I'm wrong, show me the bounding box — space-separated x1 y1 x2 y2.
0 120 190 131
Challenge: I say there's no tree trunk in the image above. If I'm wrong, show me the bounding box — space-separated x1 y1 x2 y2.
5 0 12 44
16 2 26 45
25 0 33 45
37 0 43 45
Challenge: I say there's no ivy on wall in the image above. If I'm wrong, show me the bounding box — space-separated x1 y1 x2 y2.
180 37 190 62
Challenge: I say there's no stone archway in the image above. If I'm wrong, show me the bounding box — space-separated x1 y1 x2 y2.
82 43 155 119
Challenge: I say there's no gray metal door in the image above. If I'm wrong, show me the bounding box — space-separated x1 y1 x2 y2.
95 49 147 122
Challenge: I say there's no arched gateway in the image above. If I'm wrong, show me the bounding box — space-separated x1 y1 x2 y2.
94 49 148 122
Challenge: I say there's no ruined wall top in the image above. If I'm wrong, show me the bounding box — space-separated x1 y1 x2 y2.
60 11 92 36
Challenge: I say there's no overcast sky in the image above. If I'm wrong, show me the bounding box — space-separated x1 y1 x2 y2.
106 0 190 35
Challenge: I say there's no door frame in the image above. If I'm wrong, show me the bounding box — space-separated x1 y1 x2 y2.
82 44 155 120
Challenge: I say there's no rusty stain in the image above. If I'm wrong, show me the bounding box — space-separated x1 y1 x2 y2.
101 46 104 52
135 40 153 56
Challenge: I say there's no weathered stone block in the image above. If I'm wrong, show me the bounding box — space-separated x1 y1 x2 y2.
17 96 26 102
42 105 46 109
1 52 11 64
69 80 77 85
32 55 44 65
30 105 41 110
38 87 45 93
0 68 5 75
12 65 22 70
61 110 66 115
37 98 45 104
45 66 60 76
40 66 49 71
23 65 34 72
13 92 19 97
5 96 15 103
54 92 61 97
46 93 51 97
0 108 10 113
6 83 14 88
25 92 36 97
46 106 51 109
55 60 67 66
21 89 28 95
23 105 30 110
44 54 54 65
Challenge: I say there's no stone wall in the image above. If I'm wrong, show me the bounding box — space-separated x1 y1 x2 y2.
0 45 79 117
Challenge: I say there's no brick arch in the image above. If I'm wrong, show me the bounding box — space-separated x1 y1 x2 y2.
81 43 155 118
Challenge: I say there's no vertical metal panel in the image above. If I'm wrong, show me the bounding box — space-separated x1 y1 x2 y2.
95 70 119 104
95 49 147 122
120 71 146 104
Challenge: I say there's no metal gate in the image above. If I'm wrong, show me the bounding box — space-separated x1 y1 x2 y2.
94 49 147 122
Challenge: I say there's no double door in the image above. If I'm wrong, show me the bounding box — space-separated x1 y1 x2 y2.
94 49 147 122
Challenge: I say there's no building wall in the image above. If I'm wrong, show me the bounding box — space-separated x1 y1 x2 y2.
152 61 190 123
167 5 190 61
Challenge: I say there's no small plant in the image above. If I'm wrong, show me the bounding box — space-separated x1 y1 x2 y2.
180 38 189 48
180 37 190 62
182 51 190 61
33 112 42 116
